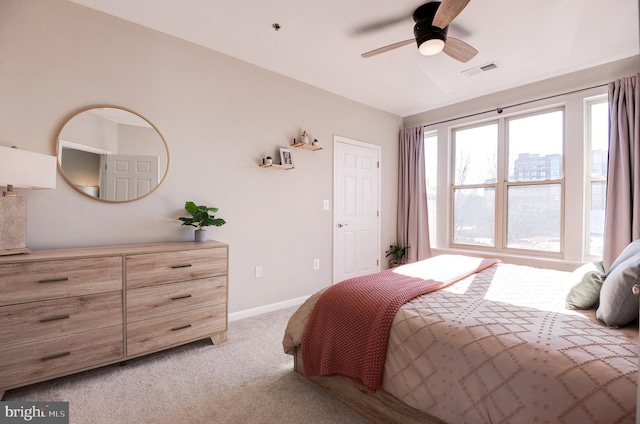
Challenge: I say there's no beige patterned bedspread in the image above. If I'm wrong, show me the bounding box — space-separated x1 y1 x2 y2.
283 262 638 424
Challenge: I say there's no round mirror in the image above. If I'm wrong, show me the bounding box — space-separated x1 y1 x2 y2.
56 106 169 202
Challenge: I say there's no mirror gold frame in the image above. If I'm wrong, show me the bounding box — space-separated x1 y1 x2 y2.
56 105 170 202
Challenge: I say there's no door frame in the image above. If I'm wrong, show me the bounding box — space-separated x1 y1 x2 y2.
333 134 382 284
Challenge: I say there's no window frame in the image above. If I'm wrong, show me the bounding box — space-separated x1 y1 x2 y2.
448 107 566 257
449 121 499 249
424 130 439 247
584 94 608 260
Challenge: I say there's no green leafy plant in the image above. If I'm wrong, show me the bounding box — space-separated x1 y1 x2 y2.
178 201 226 230
385 244 409 265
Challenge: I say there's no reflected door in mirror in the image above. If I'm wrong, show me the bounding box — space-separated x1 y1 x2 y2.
104 154 159 201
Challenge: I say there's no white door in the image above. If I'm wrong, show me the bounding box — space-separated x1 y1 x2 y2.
103 154 159 201
333 135 381 283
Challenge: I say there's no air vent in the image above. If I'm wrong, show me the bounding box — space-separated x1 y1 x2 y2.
461 62 498 77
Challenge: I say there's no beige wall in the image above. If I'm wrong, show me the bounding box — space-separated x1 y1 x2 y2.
0 0 403 315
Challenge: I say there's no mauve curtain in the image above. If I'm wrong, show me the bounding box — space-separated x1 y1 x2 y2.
397 126 431 263
603 73 640 269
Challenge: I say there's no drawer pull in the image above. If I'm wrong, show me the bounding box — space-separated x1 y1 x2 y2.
38 277 70 284
171 294 192 301
41 351 71 361
171 264 192 269
171 324 192 331
40 314 70 323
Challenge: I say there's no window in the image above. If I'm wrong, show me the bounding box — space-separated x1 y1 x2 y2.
424 132 438 246
451 109 564 254
452 123 497 247
585 97 608 257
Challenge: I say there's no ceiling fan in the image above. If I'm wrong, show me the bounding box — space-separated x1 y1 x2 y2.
361 0 478 63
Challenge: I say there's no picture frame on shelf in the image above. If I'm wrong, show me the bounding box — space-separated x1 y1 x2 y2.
280 148 294 166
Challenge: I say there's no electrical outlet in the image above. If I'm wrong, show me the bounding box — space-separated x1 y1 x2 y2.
313 259 320 270
255 266 262 278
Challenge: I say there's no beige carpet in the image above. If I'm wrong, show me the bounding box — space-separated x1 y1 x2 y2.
3 306 372 424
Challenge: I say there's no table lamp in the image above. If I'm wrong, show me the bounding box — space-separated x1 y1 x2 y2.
0 145 57 255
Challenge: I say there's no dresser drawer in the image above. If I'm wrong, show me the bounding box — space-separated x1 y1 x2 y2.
126 248 227 289
0 292 122 345
127 276 226 323
0 325 123 390
127 303 226 356
0 257 122 306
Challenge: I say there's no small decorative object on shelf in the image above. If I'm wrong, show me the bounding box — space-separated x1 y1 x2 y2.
312 139 319 146
178 201 226 242
300 130 310 145
265 156 273 165
280 147 294 166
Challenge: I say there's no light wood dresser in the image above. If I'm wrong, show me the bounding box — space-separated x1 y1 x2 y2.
0 241 228 399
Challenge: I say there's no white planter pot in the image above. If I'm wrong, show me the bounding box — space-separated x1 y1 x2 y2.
195 229 207 242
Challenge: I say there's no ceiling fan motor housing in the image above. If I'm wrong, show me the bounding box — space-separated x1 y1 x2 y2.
413 2 449 50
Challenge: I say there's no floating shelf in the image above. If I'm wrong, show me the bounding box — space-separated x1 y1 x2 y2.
291 143 322 151
259 164 295 170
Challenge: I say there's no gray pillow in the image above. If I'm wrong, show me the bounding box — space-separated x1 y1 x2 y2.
608 239 640 273
565 262 606 310
593 260 606 274
596 253 640 327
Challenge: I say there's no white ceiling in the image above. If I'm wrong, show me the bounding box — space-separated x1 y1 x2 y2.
69 0 639 117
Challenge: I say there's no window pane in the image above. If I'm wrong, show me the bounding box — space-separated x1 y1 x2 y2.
454 124 498 185
590 101 608 177
507 184 561 252
424 132 437 246
589 180 606 257
508 110 563 182
587 99 608 258
453 187 495 246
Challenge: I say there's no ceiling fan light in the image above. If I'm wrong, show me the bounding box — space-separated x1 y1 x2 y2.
419 38 445 56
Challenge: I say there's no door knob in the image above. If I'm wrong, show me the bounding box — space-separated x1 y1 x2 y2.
337 223 348 228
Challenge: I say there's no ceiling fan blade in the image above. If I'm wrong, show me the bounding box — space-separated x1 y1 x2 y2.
443 37 478 63
433 0 470 29
362 39 414 58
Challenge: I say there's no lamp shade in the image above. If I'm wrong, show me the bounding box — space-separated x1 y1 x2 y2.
0 145 57 190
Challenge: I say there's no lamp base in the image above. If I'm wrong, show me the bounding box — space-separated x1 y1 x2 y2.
0 196 29 255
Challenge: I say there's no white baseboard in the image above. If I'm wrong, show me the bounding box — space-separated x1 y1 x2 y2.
228 295 310 322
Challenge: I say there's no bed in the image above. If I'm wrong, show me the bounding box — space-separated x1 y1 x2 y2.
283 254 639 424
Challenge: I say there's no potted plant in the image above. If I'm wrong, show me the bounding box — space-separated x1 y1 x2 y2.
178 201 226 242
385 244 409 267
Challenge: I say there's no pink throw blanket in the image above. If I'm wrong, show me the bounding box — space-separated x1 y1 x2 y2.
301 255 499 391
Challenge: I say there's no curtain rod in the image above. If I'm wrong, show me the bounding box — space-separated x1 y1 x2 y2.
422 83 608 128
